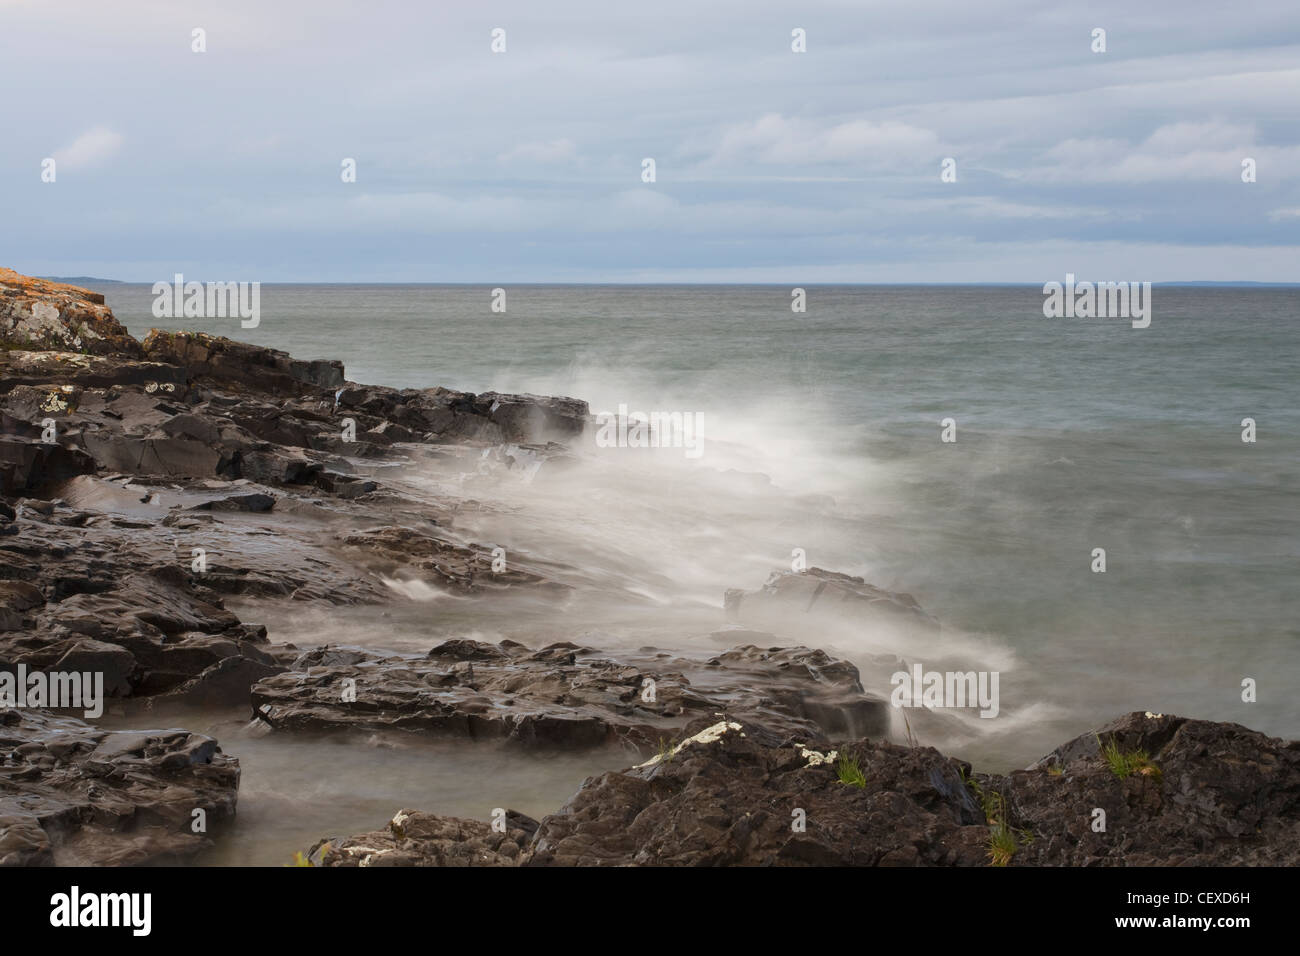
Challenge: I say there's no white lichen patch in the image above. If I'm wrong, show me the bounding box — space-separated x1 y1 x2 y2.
799 745 838 768
636 719 742 768
1145 711 1165 719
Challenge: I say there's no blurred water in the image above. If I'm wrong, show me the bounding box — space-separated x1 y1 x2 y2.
94 283 1300 767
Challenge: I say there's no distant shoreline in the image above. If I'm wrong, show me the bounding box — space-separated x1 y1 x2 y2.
54 278 1300 288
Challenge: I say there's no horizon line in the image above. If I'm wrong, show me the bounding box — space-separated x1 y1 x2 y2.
47 278 1300 288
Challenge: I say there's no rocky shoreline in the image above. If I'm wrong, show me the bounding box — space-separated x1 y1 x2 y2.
2 269 1296 866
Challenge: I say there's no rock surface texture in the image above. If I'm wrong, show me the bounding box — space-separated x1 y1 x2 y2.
311 712 1300 866
0 709 238 866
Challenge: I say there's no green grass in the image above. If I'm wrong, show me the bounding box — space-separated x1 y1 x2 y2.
965 775 1004 823
1098 735 1162 781
835 751 867 788
654 736 677 764
989 824 1018 867
964 772 1034 865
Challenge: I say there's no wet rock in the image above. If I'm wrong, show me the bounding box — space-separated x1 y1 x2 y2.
0 438 95 494
251 639 889 751
725 566 939 631
191 492 276 513
524 719 988 866
1008 711 1300 865
316 710 1300 867
52 639 136 697
151 656 285 712
0 709 238 866
337 525 557 593
311 808 538 867
81 433 223 478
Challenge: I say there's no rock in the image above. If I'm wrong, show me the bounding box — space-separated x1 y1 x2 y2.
312 808 538 867
152 656 286 711
81 433 223 479
0 438 95 494
0 351 186 394
0 270 141 357
52 639 136 697
470 392 588 443
314 710 1300 867
250 639 888 751
1008 711 1300 865
142 331 345 393
0 582 45 614
337 525 559 593
191 492 276 513
725 566 939 631
524 719 988 866
0 709 238 865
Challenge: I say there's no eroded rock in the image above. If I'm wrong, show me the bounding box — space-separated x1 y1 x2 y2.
0 709 238 866
251 639 889 751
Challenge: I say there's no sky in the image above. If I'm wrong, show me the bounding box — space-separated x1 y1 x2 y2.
3 0 1299 282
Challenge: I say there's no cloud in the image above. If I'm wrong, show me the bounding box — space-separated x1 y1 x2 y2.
708 113 942 166
1028 119 1300 183
52 126 124 170
900 196 1125 221
497 138 578 165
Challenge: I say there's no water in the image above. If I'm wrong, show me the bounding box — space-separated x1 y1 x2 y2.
91 283 1299 773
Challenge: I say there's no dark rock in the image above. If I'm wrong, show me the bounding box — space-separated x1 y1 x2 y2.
1009 711 1300 865
0 709 238 866
314 710 1300 867
313 808 538 867
152 656 286 711
251 640 888 751
81 432 222 479
191 492 276 513
725 566 939 631
142 331 344 393
52 639 136 697
524 720 988 866
0 438 95 494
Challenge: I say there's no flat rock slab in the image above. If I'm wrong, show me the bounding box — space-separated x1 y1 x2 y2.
0 709 239 866
251 639 890 752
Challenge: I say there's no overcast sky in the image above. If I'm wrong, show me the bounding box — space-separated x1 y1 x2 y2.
3 0 1299 282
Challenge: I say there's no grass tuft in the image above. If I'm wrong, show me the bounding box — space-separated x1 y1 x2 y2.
1098 735 1162 781
835 751 867 788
